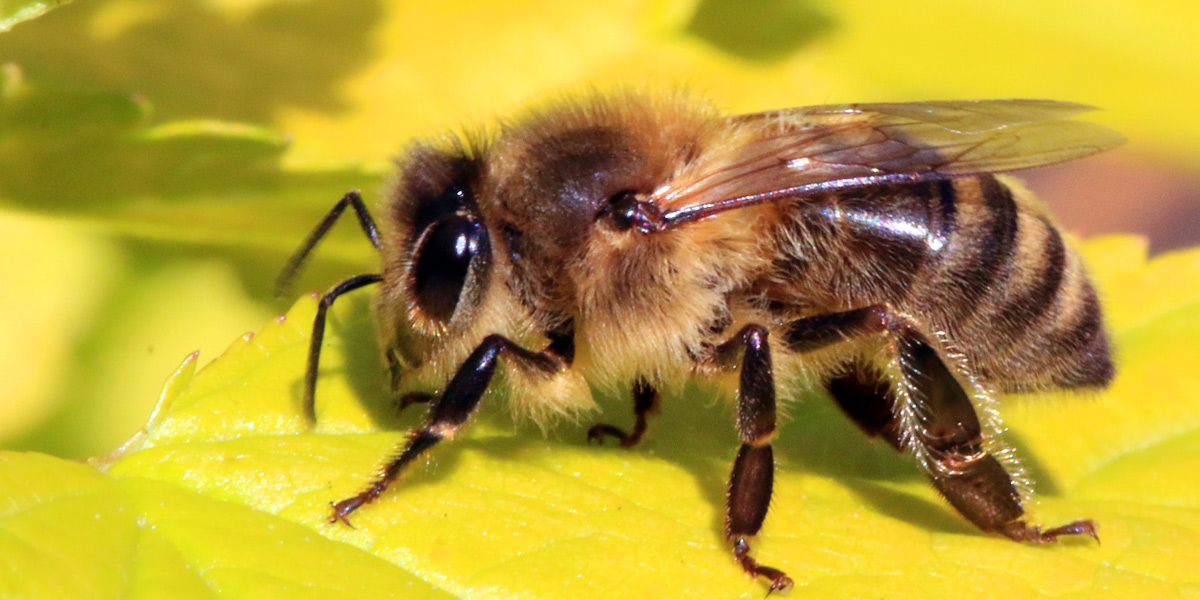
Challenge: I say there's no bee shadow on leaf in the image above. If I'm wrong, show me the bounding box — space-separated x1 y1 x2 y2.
559 384 960 539
616 385 1047 538
325 294 405 429
287 291 960 537
326 296 565 433
684 0 836 62
322 310 1066 539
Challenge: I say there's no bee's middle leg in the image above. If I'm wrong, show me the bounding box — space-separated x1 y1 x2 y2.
716 324 793 594
587 378 660 448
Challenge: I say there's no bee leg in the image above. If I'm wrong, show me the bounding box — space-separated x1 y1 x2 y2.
275 189 381 298
385 348 406 391
812 321 1097 544
383 350 436 413
899 333 1097 543
397 391 433 412
716 325 793 594
330 334 562 525
304 273 384 422
826 369 902 448
587 378 660 448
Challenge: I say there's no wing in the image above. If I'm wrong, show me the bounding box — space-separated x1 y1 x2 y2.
656 99 1125 227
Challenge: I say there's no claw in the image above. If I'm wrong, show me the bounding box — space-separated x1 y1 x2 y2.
330 495 372 528
398 391 433 412
733 537 793 595
586 423 629 445
329 500 358 528
1042 519 1099 543
766 574 794 596
1002 518 1099 544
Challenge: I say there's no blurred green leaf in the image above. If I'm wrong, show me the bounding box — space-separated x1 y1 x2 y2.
0 0 71 32
0 68 378 457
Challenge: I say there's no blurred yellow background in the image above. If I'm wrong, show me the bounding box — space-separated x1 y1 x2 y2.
0 0 1197 457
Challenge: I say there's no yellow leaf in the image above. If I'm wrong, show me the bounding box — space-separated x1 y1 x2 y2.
5 236 1197 598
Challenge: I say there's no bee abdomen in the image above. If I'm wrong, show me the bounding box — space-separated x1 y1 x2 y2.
920 176 1021 320
928 176 1113 391
1045 283 1113 387
761 174 1112 392
764 180 946 309
990 215 1067 334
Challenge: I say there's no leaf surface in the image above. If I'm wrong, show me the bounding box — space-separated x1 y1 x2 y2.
5 237 1200 599
4 0 1200 458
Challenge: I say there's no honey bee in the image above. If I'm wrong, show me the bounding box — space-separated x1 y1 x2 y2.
279 90 1122 592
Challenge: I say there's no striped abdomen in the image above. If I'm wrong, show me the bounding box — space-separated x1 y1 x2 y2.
764 174 1112 392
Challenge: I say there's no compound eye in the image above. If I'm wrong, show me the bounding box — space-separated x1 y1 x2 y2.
411 215 485 324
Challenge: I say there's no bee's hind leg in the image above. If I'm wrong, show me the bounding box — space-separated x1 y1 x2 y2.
821 325 1097 544
902 335 1096 542
587 378 660 448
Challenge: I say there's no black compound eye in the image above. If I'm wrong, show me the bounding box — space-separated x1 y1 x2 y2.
413 185 468 235
412 215 485 323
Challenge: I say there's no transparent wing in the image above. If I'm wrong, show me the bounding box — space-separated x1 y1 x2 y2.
657 99 1124 227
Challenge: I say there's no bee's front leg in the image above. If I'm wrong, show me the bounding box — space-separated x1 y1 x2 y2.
330 334 562 525
715 324 793 594
305 273 384 422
